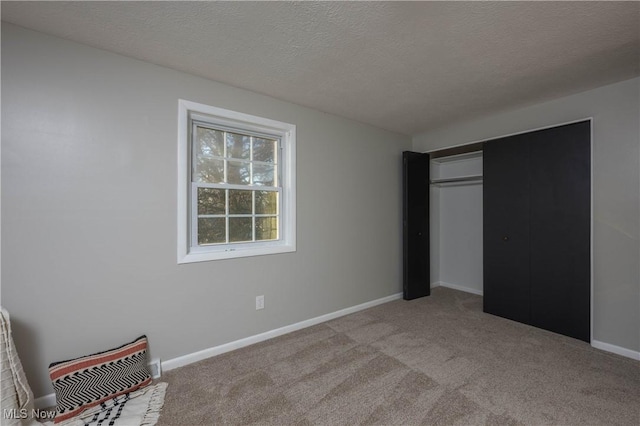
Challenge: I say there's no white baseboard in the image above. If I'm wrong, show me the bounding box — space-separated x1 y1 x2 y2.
161 292 403 372
433 281 483 296
592 340 640 361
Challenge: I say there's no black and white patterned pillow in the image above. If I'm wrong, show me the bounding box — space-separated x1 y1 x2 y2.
49 335 151 423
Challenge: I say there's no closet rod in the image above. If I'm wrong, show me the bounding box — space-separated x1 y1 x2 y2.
430 175 483 185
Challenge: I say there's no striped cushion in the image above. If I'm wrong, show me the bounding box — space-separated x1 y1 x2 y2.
49 335 152 423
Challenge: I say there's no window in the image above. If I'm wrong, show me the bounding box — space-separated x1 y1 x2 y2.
178 100 296 263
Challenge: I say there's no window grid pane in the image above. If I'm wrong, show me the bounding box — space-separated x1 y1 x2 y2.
229 217 253 242
192 123 281 248
255 216 278 241
225 189 229 244
198 217 226 245
252 190 256 242
193 185 279 246
193 129 278 185
194 122 277 160
198 187 225 215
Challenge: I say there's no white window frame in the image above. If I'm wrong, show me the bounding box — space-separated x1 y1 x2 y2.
178 99 296 263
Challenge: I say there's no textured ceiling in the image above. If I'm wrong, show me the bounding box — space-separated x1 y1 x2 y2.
2 1 639 136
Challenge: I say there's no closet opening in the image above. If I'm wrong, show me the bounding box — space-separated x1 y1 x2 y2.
429 149 484 296
404 119 591 343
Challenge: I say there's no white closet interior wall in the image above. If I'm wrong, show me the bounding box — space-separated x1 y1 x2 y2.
430 152 484 295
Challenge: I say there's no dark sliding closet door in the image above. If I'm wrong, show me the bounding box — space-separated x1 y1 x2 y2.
403 151 430 300
483 121 591 342
528 122 591 342
483 135 532 324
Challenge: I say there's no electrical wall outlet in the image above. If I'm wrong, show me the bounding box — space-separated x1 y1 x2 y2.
256 295 265 310
148 359 162 379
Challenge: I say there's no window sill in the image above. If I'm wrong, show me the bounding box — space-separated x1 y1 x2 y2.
178 243 295 264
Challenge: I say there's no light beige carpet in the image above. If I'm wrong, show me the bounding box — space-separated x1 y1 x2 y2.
157 287 639 425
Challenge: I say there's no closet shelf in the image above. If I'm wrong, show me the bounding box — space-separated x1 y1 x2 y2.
430 175 483 185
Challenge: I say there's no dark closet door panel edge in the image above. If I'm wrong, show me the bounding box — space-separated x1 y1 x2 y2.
403 151 430 300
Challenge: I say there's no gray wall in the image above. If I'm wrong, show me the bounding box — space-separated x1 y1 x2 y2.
1 24 411 397
414 77 640 353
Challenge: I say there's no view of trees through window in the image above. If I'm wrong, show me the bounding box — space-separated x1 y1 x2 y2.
192 125 279 245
